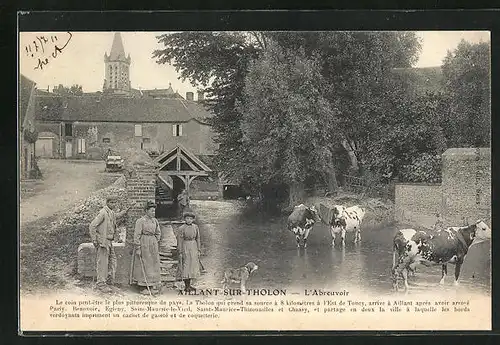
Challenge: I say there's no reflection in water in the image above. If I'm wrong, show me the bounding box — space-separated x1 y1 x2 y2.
171 200 490 296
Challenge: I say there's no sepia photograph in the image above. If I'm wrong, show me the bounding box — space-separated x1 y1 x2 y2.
18 26 491 332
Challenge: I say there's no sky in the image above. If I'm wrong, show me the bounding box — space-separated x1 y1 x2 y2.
19 31 490 94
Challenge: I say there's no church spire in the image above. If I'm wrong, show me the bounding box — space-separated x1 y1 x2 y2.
103 32 131 94
109 32 127 61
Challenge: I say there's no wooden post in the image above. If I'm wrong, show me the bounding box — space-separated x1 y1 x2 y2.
186 175 198 197
176 146 181 171
184 175 190 195
177 175 187 193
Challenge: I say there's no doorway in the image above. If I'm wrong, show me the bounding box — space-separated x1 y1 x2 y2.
65 140 72 158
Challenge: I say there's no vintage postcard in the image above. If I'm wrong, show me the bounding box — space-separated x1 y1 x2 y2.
18 26 491 332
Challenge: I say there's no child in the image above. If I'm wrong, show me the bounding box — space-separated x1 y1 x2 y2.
176 208 201 292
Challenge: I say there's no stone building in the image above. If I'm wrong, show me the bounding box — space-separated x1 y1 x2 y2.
34 32 217 161
35 94 216 160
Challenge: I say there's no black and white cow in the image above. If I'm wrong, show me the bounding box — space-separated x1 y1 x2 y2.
329 205 366 246
392 228 433 277
287 204 320 248
392 220 491 291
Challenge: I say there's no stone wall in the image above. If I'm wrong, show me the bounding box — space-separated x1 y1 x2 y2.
394 183 443 228
125 164 157 240
113 153 158 285
441 148 491 225
395 148 491 228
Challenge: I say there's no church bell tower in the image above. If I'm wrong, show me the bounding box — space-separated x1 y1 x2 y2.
103 32 131 94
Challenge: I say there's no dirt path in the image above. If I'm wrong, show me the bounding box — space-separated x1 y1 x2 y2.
19 159 116 225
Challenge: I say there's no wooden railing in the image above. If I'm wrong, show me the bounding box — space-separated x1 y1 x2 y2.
343 174 371 197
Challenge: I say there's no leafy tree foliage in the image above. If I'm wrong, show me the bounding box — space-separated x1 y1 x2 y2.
153 32 263 182
441 40 490 147
267 32 422 174
363 89 448 181
383 40 491 183
153 32 490 197
236 44 340 206
399 153 442 184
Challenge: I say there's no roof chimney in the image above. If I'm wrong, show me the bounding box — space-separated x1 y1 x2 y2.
186 92 194 101
197 91 205 102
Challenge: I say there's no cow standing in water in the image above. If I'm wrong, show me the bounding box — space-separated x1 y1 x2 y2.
329 205 366 246
392 216 445 278
392 229 432 278
392 220 491 291
287 204 320 248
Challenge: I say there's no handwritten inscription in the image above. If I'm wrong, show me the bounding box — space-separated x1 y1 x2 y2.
24 32 73 71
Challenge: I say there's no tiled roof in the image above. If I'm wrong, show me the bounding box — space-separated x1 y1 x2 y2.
35 95 213 124
19 75 36 128
131 83 184 99
138 87 184 99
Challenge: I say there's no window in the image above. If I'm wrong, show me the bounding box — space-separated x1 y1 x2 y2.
172 124 183 137
77 138 86 154
64 123 73 137
102 138 111 143
134 124 142 137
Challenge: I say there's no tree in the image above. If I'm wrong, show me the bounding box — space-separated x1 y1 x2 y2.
363 90 448 181
53 84 83 95
153 31 423 202
237 43 340 207
153 32 264 183
266 32 422 176
441 40 490 147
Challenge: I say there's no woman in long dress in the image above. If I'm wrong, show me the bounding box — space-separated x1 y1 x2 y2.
132 201 162 295
176 208 201 292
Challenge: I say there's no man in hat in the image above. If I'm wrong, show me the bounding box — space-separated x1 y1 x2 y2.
89 195 131 293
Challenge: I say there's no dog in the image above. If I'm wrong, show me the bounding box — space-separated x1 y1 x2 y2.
220 262 259 293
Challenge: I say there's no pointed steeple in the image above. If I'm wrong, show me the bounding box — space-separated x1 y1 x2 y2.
103 32 131 94
109 32 126 61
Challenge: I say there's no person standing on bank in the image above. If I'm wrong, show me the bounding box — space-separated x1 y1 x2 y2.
177 208 201 292
89 195 131 293
177 189 190 219
132 201 162 295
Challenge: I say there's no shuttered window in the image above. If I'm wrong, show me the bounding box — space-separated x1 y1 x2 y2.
172 124 183 137
64 123 73 137
134 124 142 137
77 138 86 154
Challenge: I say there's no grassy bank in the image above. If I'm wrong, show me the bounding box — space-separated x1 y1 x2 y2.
20 175 126 293
20 215 90 292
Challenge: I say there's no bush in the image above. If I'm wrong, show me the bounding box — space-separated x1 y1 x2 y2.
24 129 38 144
400 153 442 183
